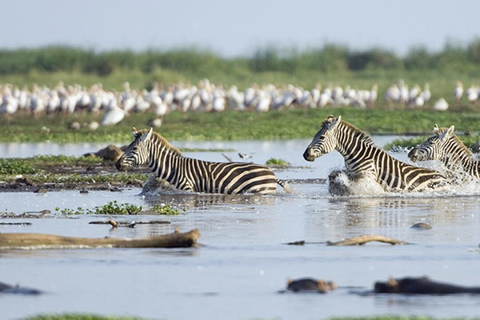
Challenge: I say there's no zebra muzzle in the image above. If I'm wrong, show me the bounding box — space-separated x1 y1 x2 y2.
303 148 316 162
115 159 126 171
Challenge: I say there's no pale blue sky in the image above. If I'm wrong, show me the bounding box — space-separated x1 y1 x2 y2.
1 0 479 57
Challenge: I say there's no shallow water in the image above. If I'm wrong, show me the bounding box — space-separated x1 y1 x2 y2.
1 138 480 320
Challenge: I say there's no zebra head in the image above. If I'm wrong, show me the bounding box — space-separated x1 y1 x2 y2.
303 115 342 162
115 127 153 171
408 124 455 162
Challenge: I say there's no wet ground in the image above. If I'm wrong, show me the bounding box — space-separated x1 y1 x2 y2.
1 138 480 320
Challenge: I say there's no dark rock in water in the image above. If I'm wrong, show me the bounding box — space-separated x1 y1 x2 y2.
0 281 42 295
410 222 432 230
374 276 480 295
287 278 337 293
84 145 124 161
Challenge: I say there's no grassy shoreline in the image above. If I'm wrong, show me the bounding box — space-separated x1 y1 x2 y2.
2 108 480 144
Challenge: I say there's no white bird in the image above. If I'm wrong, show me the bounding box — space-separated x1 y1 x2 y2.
101 98 125 126
453 80 464 102
432 98 448 111
466 85 479 104
421 83 431 104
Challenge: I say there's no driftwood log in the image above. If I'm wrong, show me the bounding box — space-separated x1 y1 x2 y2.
374 276 480 295
287 278 337 293
0 229 200 249
327 235 408 246
0 281 42 295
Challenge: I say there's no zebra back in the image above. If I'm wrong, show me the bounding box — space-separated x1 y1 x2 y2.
116 127 283 195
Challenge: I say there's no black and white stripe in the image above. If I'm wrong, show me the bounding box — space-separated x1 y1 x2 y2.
116 127 287 194
303 115 446 192
408 124 480 180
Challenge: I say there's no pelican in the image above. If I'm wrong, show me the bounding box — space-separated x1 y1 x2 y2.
453 80 464 102
432 98 448 111
101 97 125 126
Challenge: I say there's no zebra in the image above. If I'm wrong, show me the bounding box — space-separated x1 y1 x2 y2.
116 127 290 195
408 124 480 181
302 115 447 192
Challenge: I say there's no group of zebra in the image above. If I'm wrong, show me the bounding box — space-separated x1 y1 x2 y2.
115 116 477 196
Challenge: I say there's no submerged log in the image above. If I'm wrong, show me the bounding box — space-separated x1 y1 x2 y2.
0 229 200 249
327 235 408 246
0 281 42 295
374 276 480 295
287 278 337 293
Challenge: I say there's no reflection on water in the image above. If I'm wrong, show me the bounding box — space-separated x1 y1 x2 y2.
143 192 277 210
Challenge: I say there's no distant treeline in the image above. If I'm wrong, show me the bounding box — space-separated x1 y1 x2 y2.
1 39 480 76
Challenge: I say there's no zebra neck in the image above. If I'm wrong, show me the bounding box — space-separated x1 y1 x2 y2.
147 142 184 182
335 126 376 159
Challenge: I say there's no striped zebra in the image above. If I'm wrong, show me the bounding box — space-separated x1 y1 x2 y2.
303 115 446 192
408 124 480 180
116 127 289 194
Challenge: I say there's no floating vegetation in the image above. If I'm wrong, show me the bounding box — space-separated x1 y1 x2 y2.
152 204 184 215
55 201 142 215
266 158 290 167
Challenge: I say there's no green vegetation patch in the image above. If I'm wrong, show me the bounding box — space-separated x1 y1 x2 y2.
266 158 290 167
55 201 142 215
0 158 37 174
152 204 184 215
3 109 480 144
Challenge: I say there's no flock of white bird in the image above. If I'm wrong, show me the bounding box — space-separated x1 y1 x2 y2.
0 79 477 126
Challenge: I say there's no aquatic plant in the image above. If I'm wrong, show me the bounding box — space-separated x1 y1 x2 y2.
152 204 184 215
0 158 37 174
55 201 142 215
266 158 290 166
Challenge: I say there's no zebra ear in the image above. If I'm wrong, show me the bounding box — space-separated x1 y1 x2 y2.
329 115 341 130
140 127 154 142
440 125 455 141
132 127 141 139
433 124 440 134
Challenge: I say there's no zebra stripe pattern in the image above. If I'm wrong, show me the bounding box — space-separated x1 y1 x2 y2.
303 115 446 192
408 124 480 180
116 127 286 194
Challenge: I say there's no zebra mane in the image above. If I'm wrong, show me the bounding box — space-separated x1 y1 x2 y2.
139 129 182 157
435 127 473 157
338 120 376 146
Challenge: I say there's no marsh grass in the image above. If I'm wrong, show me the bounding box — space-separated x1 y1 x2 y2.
55 201 142 215
3 109 480 144
265 158 290 166
152 204 184 215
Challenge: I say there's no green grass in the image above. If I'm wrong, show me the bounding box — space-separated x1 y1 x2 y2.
55 201 142 215
265 158 291 166
152 204 184 215
3 108 480 144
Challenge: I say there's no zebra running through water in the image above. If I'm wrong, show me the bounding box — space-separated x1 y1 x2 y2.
116 127 290 195
302 115 447 193
408 124 480 181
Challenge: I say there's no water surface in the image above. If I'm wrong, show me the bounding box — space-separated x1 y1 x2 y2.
1 138 480 320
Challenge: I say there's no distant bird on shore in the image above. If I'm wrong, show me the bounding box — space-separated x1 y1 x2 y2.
432 98 448 111
454 80 464 103
238 153 252 160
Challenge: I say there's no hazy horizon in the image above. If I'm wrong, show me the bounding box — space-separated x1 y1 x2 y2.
1 0 479 58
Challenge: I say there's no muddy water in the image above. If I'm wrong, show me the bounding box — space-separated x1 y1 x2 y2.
1 138 480 320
